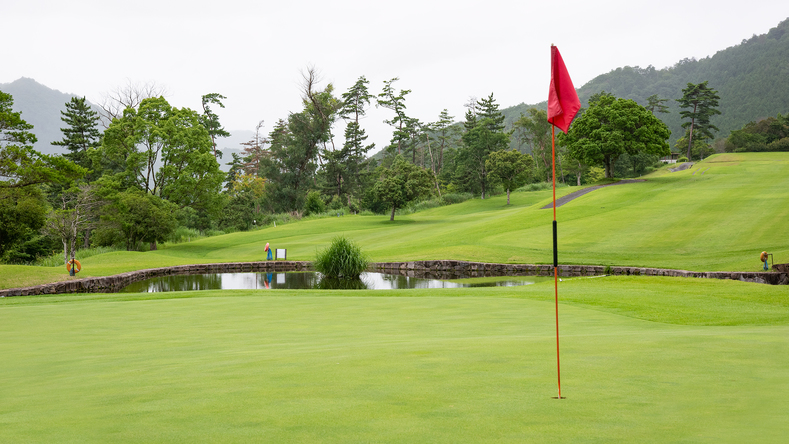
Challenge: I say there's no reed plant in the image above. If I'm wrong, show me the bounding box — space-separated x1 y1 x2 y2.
313 236 369 279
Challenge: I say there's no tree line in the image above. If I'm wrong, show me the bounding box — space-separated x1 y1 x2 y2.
1 71 723 264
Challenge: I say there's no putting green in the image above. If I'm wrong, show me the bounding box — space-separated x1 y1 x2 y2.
1 277 787 443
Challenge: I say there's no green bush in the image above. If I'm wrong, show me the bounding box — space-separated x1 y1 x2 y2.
304 191 325 216
314 236 369 279
677 156 689 163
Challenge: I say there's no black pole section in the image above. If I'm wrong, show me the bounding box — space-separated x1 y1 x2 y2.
552 220 558 268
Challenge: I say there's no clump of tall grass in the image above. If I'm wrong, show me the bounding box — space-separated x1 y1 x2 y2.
313 236 369 279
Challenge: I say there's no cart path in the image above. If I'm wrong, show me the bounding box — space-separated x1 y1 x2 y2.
540 179 645 209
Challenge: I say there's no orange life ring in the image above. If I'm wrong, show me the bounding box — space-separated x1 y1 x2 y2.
66 259 82 273
760 251 769 262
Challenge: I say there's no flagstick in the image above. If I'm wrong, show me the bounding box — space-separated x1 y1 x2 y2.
552 124 563 400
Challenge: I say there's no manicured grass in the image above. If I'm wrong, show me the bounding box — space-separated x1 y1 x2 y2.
1 277 788 442
3 153 788 290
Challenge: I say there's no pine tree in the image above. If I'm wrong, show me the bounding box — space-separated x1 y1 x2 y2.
53 96 100 174
377 78 410 155
646 94 670 114
678 81 721 160
476 93 506 132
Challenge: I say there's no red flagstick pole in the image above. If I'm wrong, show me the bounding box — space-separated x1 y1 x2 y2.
552 125 562 400
548 44 578 400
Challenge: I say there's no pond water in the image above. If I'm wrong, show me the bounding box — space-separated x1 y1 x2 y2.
119 272 551 293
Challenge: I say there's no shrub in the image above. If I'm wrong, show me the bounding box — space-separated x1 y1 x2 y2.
677 156 689 163
314 236 369 279
304 191 325 216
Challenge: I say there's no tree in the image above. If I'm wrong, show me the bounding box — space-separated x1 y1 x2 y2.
200 93 231 159
0 187 49 262
377 78 411 155
323 76 374 202
427 109 458 175
476 93 506 132
99 190 178 251
98 80 167 128
486 149 534 205
559 95 670 179
678 81 721 160
459 119 510 199
99 96 225 225
261 76 338 213
646 94 670 114
52 96 101 174
1 91 86 190
239 120 268 175
43 184 102 271
512 108 552 180
674 128 713 159
372 155 435 221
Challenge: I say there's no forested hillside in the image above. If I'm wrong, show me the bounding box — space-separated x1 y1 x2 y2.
503 18 789 148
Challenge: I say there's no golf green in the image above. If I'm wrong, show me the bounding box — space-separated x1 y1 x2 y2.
2 277 787 443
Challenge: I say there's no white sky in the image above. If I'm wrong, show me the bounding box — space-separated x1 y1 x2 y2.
5 0 789 152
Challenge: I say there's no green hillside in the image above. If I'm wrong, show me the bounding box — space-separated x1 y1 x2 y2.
3 152 787 290
504 18 789 148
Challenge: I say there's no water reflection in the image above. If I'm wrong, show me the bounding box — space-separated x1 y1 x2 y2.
119 272 548 293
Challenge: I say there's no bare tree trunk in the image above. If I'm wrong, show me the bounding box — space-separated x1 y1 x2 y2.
390 205 396 221
507 188 511 205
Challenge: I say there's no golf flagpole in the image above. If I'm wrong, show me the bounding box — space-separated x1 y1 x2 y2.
547 44 580 399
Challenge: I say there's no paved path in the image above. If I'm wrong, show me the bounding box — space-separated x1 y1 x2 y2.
540 179 645 209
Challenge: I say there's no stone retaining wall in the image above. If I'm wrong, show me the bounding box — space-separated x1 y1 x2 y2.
2 260 786 297
0 261 311 297
369 261 789 285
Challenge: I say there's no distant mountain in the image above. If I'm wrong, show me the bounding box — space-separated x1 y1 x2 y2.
0 77 95 155
502 17 789 149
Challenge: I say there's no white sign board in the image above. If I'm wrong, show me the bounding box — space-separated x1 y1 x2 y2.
276 249 286 260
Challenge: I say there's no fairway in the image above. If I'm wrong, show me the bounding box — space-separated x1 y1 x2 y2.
2 277 788 443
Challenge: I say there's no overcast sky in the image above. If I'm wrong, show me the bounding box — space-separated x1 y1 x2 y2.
5 0 789 152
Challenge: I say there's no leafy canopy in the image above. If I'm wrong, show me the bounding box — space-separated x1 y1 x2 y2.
559 94 670 179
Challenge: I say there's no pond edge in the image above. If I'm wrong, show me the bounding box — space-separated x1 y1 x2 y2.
1 260 786 297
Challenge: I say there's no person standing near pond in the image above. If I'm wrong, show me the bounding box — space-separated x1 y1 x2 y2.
265 243 273 261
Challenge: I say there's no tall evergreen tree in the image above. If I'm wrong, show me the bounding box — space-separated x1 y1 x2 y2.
646 94 670 114
328 76 374 201
476 93 506 132
427 109 458 175
52 96 101 175
377 78 411 156
678 81 721 160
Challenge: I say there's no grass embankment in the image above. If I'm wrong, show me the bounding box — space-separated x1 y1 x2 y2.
1 277 788 443
5 152 787 290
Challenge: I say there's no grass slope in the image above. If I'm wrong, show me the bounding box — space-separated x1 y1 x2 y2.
2 277 788 443
2 153 788 290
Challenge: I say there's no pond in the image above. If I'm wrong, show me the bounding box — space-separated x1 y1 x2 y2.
118 272 552 293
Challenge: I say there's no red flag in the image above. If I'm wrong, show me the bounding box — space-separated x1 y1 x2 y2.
547 45 581 133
